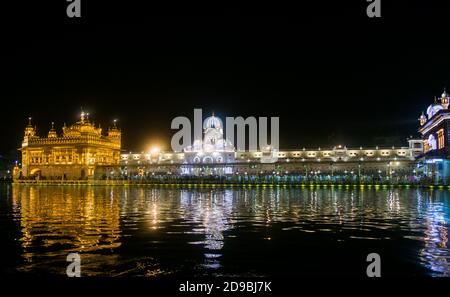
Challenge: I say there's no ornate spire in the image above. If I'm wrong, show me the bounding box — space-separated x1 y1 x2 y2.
441 88 449 109
48 121 57 138
419 111 427 126
80 110 85 123
24 117 36 138
442 88 448 98
108 119 121 141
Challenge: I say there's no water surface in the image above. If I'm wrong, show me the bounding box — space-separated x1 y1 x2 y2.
1 184 449 277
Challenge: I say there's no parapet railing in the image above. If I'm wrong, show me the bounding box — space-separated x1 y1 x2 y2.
11 176 442 187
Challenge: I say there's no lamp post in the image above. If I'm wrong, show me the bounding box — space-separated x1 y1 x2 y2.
150 146 160 164
387 162 391 180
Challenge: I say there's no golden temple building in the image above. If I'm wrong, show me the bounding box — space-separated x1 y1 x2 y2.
18 111 121 180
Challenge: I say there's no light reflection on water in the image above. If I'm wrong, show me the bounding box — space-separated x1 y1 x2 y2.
1 185 449 276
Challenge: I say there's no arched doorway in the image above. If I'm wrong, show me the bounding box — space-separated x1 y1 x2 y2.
203 156 213 164
30 168 41 179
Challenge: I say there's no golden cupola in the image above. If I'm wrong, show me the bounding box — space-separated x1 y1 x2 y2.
107 119 121 142
63 111 102 137
24 117 36 138
48 122 57 138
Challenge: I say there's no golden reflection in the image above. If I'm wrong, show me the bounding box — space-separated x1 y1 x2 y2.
5 185 450 276
12 184 121 274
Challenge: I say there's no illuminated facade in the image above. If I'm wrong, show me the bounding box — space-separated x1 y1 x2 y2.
121 142 421 178
119 113 422 179
19 112 121 180
418 90 450 183
16 112 424 182
419 90 450 155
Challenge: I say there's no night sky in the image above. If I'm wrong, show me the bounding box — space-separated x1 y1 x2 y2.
3 1 450 157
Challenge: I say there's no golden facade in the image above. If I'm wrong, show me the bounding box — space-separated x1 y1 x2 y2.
19 112 121 180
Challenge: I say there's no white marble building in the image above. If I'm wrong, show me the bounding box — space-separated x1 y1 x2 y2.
117 113 423 177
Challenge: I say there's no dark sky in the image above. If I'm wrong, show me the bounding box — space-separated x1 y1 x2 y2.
3 1 450 155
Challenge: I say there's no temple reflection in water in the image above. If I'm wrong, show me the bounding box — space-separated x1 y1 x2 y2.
418 190 450 275
7 185 450 276
12 185 122 275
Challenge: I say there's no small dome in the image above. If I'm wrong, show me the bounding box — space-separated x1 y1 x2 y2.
48 122 57 138
419 112 427 124
203 115 223 129
427 104 444 119
203 143 215 152
215 139 235 151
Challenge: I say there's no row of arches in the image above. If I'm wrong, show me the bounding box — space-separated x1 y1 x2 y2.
192 156 224 164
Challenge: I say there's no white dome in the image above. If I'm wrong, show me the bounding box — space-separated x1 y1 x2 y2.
427 104 443 119
193 140 202 150
203 143 215 152
183 113 235 153
203 115 223 129
215 139 234 151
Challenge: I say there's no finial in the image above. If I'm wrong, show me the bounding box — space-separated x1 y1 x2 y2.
434 96 438 104
51 121 54 129
212 111 215 117
419 112 427 125
80 107 86 123
113 119 117 127
28 117 32 125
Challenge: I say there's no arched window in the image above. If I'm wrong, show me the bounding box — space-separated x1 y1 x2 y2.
203 156 213 164
428 134 437 150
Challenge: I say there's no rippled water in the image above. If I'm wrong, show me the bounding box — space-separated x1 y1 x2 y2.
0 184 449 277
